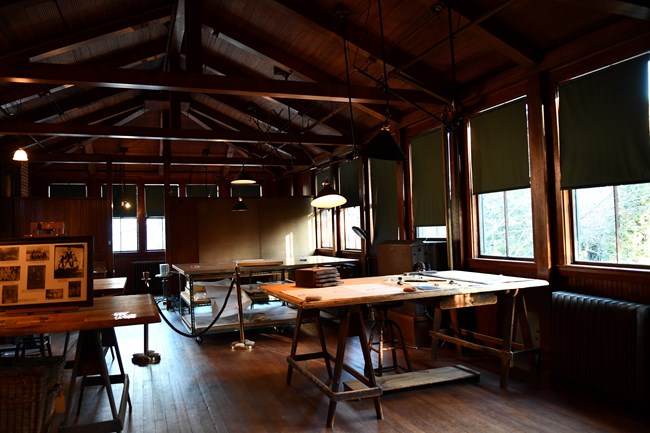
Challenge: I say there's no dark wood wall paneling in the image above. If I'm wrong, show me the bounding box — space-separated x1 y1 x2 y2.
6 196 110 262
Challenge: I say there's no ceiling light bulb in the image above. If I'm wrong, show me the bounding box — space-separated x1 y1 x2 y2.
12 147 28 161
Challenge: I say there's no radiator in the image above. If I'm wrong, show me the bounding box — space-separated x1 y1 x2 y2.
131 260 162 293
551 291 649 407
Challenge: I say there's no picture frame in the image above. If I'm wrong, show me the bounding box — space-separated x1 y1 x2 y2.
0 236 93 311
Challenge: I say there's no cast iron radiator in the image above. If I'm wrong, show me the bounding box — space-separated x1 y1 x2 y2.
131 260 162 293
551 291 649 407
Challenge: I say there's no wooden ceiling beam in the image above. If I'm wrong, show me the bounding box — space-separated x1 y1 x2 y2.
0 37 167 107
23 152 290 167
270 0 455 104
201 51 350 136
187 101 254 133
1 87 126 124
0 5 171 63
0 62 431 104
204 13 389 122
0 120 352 146
448 1 540 67
554 0 649 20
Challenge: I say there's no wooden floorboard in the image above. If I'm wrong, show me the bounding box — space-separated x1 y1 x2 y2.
40 302 648 433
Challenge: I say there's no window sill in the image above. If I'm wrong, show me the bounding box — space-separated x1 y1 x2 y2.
557 263 650 283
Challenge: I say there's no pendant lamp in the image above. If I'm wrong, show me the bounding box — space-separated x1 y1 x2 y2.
359 0 406 161
232 196 249 211
12 147 28 161
311 179 347 209
362 121 406 161
232 167 256 185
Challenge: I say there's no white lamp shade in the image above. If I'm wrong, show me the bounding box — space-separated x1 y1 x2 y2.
231 168 256 184
311 179 347 209
12 147 28 161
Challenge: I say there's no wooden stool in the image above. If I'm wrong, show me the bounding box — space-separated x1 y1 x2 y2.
368 303 412 376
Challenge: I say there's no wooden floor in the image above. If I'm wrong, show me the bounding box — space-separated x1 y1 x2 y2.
46 301 647 433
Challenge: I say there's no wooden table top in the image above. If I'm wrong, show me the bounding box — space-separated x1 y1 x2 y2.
94 276 128 296
0 294 160 337
260 271 549 310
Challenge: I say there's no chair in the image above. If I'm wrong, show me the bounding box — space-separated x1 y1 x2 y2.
13 334 52 357
367 303 412 376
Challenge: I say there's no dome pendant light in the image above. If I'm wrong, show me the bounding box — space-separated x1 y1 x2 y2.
232 166 256 185
311 179 347 209
232 196 249 211
12 147 28 161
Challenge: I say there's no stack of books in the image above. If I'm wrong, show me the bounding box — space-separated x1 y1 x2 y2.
294 267 341 288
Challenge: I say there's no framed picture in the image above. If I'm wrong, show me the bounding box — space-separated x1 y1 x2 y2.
0 236 93 311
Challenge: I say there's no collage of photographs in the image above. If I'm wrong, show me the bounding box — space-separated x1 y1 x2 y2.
0 238 90 310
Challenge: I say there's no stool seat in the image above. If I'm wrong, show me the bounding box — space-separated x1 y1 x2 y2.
368 303 412 376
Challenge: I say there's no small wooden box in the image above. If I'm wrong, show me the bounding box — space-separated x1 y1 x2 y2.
294 267 340 288
387 310 433 348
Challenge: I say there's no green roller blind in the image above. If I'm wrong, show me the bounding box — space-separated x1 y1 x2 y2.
145 185 178 217
186 184 218 197
411 129 446 226
49 184 87 197
112 184 137 218
339 159 360 208
370 159 398 248
145 185 165 217
470 98 530 194
231 184 261 197
559 55 650 189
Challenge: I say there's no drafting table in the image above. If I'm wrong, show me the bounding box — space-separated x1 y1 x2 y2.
0 294 161 433
259 271 548 428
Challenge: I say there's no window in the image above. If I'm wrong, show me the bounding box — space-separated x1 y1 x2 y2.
416 226 446 239
113 217 138 252
411 129 446 240
559 56 650 266
469 98 533 259
186 184 218 197
572 184 650 265
49 183 87 197
146 218 165 251
478 189 533 258
338 160 361 250
341 206 361 250
110 184 138 252
145 185 178 251
231 184 261 197
318 208 333 249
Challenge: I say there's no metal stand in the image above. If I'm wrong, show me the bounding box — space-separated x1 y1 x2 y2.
132 271 161 366
231 265 255 351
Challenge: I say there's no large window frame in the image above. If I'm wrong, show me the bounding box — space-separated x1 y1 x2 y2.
144 184 178 252
468 97 534 261
557 56 650 268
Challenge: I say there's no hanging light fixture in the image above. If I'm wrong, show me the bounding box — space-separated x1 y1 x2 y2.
12 147 28 161
231 196 249 212
359 0 406 161
231 165 256 184
311 179 347 209
119 157 131 209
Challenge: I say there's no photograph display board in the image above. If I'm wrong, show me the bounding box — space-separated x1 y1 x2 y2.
0 236 93 311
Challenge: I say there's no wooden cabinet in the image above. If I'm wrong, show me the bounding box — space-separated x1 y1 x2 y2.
377 240 447 275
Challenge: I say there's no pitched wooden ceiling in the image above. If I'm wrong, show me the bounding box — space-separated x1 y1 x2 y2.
0 0 647 182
